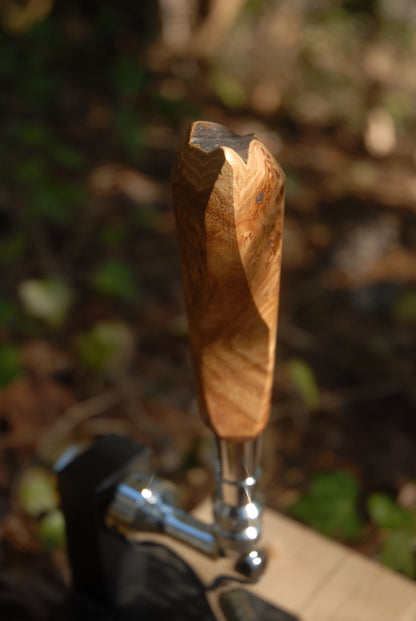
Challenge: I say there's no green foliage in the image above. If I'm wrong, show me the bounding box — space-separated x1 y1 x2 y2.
36 509 66 551
91 259 140 302
284 170 302 201
379 530 416 579
76 320 134 375
209 70 246 109
286 359 320 412
381 91 414 127
0 300 19 330
0 234 26 264
113 108 145 159
393 289 416 324
30 181 86 227
12 121 51 148
11 121 85 173
96 6 123 37
20 68 60 108
134 204 159 230
156 95 198 125
0 34 19 81
368 493 416 530
243 0 268 18
15 156 46 187
0 298 38 338
99 223 128 247
290 477 416 577
289 471 363 540
367 492 416 578
112 55 147 98
341 0 377 15
6 122 88 232
51 144 86 171
0 344 22 386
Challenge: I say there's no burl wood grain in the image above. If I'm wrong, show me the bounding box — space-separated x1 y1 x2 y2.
171 121 285 441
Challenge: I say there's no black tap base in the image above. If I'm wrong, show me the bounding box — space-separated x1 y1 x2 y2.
52 540 215 621
55 434 300 621
52 539 300 621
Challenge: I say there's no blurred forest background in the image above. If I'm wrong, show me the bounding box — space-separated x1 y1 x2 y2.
1 0 416 616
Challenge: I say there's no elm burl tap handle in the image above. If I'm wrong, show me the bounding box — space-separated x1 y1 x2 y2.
105 122 284 582
171 121 285 442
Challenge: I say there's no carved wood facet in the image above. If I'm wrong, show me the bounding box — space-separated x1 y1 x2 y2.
171 121 285 441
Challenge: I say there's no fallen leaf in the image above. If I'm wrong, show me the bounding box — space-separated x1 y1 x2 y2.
19 279 74 328
17 466 57 518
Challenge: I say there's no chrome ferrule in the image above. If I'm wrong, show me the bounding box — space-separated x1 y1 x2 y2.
213 436 263 554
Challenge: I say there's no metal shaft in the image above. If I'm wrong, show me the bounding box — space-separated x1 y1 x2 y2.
213 436 263 554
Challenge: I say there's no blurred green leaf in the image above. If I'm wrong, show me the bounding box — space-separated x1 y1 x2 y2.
0 300 19 329
21 71 60 107
210 71 246 109
37 509 66 551
286 359 320 412
99 223 127 247
367 493 416 530
97 6 121 33
76 320 134 375
19 278 74 328
15 157 46 187
284 170 302 200
30 182 86 226
341 0 377 15
380 530 416 579
91 259 139 302
0 344 22 386
393 289 416 324
18 466 57 518
114 108 145 159
156 95 186 124
144 376 173 399
113 55 147 97
0 37 19 80
289 471 363 540
10 123 84 171
0 234 26 263
12 121 51 147
134 205 159 230
52 144 86 171
243 0 268 17
382 92 414 126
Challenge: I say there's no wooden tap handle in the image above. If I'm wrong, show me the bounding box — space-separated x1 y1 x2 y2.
171 121 285 442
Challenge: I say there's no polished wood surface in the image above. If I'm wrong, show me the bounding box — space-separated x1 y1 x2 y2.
171 121 285 441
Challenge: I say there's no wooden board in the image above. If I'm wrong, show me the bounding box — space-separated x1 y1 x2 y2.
251 508 416 621
137 503 416 621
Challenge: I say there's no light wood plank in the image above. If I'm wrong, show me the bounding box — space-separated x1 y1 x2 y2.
189 503 416 620
131 504 416 619
303 552 416 621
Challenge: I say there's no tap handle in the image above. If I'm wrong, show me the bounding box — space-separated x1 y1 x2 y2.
171 121 285 442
